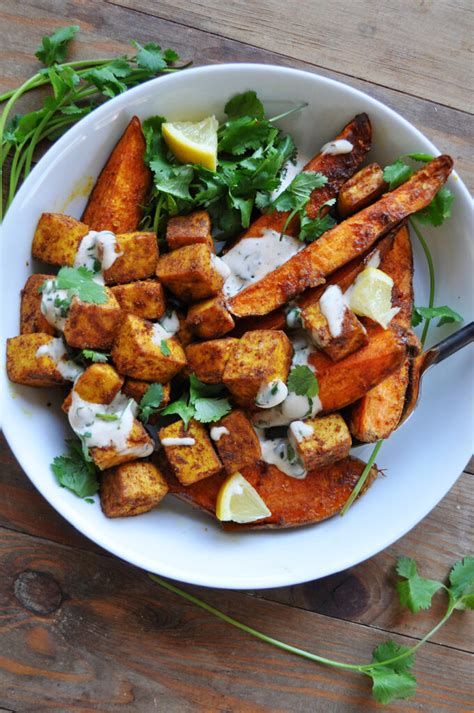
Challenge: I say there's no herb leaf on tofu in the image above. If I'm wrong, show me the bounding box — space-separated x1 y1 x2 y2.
55 266 107 304
161 396 195 430
138 383 165 424
80 349 109 363
51 438 99 499
287 365 319 398
162 375 231 429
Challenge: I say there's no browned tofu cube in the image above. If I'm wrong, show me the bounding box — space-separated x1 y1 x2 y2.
110 280 165 320
103 232 158 285
20 274 56 335
32 213 89 266
185 338 239 384
211 410 261 475
187 294 235 339
302 296 368 362
123 378 171 415
100 461 169 517
111 314 187 382
156 244 223 302
7 334 67 387
223 330 292 406
92 420 154 471
159 419 222 485
176 313 195 347
63 288 122 350
75 364 124 404
288 414 351 471
337 163 386 218
166 210 214 252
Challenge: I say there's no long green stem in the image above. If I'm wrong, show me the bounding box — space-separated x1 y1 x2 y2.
410 218 435 347
341 439 383 515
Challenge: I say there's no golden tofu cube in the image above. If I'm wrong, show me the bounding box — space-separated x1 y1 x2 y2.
110 280 165 320
63 289 122 350
223 330 292 406
302 300 368 362
156 244 223 302
185 338 239 384
176 313 195 347
32 213 89 266
159 419 222 485
92 420 154 471
111 314 187 382
123 378 171 419
7 334 66 387
75 364 124 404
20 274 56 335
187 294 235 339
289 414 351 471
166 210 214 252
103 232 158 285
100 461 169 517
212 410 261 475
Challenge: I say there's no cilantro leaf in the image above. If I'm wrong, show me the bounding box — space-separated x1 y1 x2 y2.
81 349 109 363
224 90 265 120
51 438 99 499
138 383 164 424
55 266 107 304
194 397 232 423
160 340 171 356
367 641 417 704
449 557 474 609
396 556 443 613
299 198 337 242
412 305 463 328
161 396 195 430
415 186 454 227
218 116 275 156
132 41 179 72
405 152 434 162
189 375 223 401
35 25 80 66
383 160 413 190
272 171 327 212
287 365 319 398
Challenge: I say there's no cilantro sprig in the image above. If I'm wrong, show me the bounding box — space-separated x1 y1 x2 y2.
150 556 473 704
161 375 231 429
80 349 109 363
51 438 99 499
0 26 186 218
412 305 463 328
55 266 107 304
138 383 164 424
287 365 319 398
269 171 328 238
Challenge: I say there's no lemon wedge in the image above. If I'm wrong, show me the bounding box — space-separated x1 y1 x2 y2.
162 116 218 171
349 267 400 329
216 472 271 523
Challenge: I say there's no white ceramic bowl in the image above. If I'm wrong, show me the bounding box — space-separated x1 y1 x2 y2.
1 64 472 589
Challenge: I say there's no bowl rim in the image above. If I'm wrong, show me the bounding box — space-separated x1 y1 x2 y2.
1 62 472 589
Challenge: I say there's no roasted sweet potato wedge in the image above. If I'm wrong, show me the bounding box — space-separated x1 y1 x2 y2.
228 156 453 317
162 457 377 529
82 116 151 233
337 163 386 218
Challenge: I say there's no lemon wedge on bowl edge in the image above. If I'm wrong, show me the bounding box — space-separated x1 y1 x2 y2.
162 116 218 171
216 472 271 524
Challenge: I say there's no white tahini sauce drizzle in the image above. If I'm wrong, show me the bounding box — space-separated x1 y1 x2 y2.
36 338 83 381
74 230 122 277
210 426 230 442
319 284 347 338
211 254 231 280
161 437 196 447
68 391 153 457
40 279 70 330
255 379 288 409
221 229 305 298
289 420 314 443
151 310 180 345
257 431 306 479
285 305 302 329
366 249 381 269
320 139 353 155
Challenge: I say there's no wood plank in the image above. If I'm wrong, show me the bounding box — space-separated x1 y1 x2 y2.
0 435 472 651
0 0 472 191
0 526 473 712
109 0 474 113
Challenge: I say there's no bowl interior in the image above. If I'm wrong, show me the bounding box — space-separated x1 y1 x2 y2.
1 64 472 589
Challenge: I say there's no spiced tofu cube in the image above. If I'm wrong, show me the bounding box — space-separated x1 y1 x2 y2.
159 419 222 485
166 210 214 251
63 288 122 350
74 364 124 404
32 213 89 266
111 314 187 382
156 244 223 302
185 338 239 384
20 274 56 335
211 410 261 475
110 280 165 320
288 414 351 471
223 330 292 406
103 232 158 285
123 378 171 411
187 294 235 339
100 461 169 517
7 333 68 387
91 419 154 471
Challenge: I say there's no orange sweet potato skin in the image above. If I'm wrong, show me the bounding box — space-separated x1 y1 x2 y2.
228 156 453 317
82 116 151 233
161 456 377 529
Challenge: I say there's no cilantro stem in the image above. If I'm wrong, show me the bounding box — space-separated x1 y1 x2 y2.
341 439 383 516
409 218 435 347
268 102 308 123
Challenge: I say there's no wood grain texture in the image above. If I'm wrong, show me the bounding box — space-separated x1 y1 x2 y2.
110 0 474 112
0 526 473 713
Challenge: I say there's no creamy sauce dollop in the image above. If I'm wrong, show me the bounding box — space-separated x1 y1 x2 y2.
320 139 353 155
319 284 347 338
255 379 288 409
210 426 230 442
74 230 122 277
36 338 83 381
40 279 70 330
289 420 314 443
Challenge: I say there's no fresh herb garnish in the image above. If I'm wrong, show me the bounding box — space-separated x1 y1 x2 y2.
96 413 119 422
138 383 164 424
270 171 328 237
412 305 463 328
51 438 99 499
287 365 319 398
35 25 80 66
55 266 107 303
299 197 337 243
150 556 473 704
161 374 231 429
160 340 171 356
80 349 109 363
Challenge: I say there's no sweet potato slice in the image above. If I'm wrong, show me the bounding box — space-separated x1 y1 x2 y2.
82 116 151 233
337 163 386 218
228 155 453 317
162 457 377 529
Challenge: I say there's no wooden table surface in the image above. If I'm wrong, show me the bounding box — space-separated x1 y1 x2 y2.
1 2 473 711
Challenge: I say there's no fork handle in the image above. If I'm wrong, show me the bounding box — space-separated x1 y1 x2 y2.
427 321 474 366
